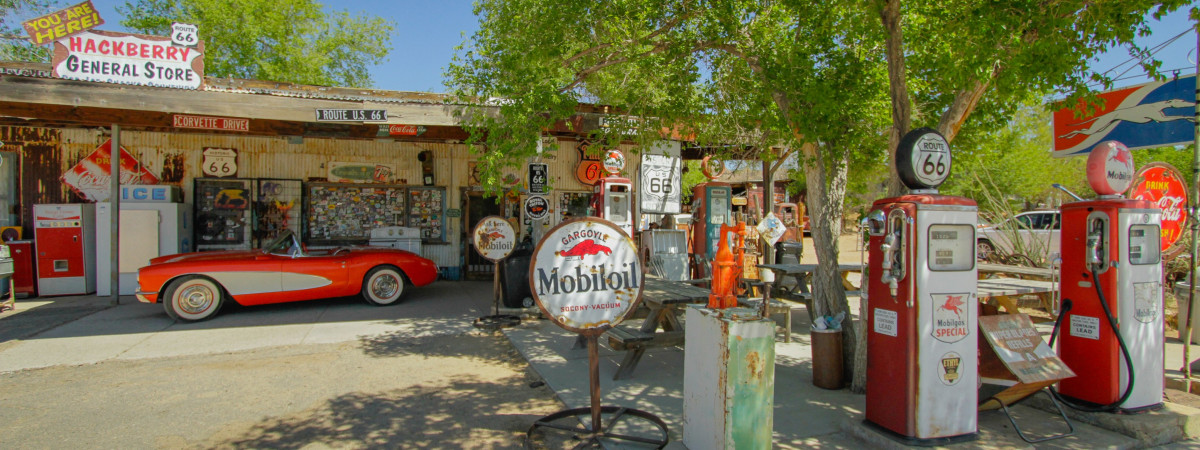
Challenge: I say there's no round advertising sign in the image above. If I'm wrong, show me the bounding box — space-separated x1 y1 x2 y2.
525 195 549 220
471 216 516 262
528 218 644 335
602 149 625 175
896 128 952 190
1129 162 1189 256
1086 140 1134 196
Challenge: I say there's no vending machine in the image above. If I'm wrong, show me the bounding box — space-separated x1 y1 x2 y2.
96 185 191 296
33 203 96 296
1056 140 1163 412
864 128 978 444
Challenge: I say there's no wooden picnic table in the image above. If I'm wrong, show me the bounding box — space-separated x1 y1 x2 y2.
756 263 864 304
977 278 1057 315
978 263 1055 281
603 277 710 380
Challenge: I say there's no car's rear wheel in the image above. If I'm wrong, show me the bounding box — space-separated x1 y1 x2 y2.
362 266 406 306
164 276 225 322
977 240 995 261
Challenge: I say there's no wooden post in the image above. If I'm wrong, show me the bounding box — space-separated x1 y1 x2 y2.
109 124 120 306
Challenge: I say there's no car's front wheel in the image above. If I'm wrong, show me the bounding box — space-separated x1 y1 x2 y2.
977 240 996 261
164 276 225 322
362 266 406 306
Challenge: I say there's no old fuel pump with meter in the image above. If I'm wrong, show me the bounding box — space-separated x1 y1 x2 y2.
1055 140 1163 412
690 156 732 278
864 128 979 444
590 149 634 237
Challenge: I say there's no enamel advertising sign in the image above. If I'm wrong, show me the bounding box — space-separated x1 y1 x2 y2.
529 218 643 335
1129 162 1188 254
61 138 160 202
52 29 204 89
472 216 516 262
22 1 103 46
1053 74 1196 157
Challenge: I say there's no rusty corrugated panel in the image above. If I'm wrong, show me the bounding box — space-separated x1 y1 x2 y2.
1 126 67 228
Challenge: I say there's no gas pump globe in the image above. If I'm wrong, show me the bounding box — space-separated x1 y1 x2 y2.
590 150 634 237
690 156 732 279
1056 140 1163 412
864 128 979 444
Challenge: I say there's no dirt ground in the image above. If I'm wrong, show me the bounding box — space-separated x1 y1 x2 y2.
0 330 560 449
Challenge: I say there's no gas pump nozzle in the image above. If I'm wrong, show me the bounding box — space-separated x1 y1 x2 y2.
880 234 899 297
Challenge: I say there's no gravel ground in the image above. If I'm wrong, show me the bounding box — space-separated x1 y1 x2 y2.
0 329 560 449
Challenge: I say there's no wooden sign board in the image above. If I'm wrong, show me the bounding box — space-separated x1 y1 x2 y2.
978 313 1076 411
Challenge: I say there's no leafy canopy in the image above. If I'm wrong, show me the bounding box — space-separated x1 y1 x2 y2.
119 0 393 87
0 0 56 62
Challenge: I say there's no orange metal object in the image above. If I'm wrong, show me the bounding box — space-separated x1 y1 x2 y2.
708 221 746 309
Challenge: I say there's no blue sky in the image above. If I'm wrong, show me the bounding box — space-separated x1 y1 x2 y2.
47 1 1200 93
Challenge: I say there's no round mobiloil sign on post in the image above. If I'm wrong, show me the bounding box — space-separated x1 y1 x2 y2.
1086 140 1135 196
529 217 644 336
896 127 952 190
472 216 516 262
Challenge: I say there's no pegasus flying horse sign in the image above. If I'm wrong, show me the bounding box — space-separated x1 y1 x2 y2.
1053 74 1196 157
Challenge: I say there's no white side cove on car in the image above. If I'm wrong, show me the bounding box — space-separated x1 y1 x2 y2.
202 272 332 296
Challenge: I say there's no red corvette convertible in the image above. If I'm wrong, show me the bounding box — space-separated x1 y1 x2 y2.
136 229 438 321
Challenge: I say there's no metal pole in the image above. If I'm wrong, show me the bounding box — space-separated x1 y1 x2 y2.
1185 21 1199 393
587 334 602 434
109 125 120 306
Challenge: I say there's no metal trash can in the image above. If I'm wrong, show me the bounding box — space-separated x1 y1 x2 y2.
811 328 844 389
775 240 804 264
500 238 534 308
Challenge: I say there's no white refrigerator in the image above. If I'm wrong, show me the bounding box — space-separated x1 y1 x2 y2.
96 202 191 296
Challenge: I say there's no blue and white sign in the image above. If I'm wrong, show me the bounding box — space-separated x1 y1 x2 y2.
1053 74 1196 157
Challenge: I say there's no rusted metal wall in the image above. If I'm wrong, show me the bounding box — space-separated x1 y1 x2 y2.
1 126 72 229
2 125 653 271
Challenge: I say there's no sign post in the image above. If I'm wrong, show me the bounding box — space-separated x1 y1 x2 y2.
470 216 516 323
524 218 667 447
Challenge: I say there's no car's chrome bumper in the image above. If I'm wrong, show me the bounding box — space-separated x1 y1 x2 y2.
135 290 157 303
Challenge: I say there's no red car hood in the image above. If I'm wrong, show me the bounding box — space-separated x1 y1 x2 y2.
149 250 262 265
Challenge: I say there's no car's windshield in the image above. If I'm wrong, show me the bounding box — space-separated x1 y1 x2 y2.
264 230 300 255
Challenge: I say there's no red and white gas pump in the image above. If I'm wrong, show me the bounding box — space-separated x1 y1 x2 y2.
590 149 633 237
865 128 978 444
1055 140 1163 412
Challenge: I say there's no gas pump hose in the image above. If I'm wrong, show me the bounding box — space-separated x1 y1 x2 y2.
1047 274 1138 413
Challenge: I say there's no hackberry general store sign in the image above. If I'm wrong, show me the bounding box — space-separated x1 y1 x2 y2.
52 29 204 89
529 218 643 335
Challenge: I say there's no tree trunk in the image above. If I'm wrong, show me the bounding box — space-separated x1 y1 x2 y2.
799 142 856 383
878 0 910 197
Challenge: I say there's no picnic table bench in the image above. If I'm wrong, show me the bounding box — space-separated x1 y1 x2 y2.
603 277 709 380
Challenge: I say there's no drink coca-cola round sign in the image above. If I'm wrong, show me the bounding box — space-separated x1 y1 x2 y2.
1129 162 1189 255
472 216 516 262
528 217 643 335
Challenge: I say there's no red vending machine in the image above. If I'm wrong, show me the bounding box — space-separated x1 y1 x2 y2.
864 129 978 444
9 240 35 296
34 204 97 296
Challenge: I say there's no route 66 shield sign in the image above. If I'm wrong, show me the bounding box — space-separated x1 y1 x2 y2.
202 147 238 178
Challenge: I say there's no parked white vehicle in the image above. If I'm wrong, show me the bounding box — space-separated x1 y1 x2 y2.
976 210 1061 262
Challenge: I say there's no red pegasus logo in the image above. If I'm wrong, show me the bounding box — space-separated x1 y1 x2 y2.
560 239 612 257
939 295 965 317
1110 149 1131 164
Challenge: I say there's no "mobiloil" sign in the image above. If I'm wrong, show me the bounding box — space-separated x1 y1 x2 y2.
529 218 643 334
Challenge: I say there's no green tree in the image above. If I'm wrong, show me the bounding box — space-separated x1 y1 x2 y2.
450 0 890 381
0 0 55 62
119 0 393 87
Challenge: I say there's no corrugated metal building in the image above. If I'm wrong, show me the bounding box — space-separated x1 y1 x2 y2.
0 62 669 282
